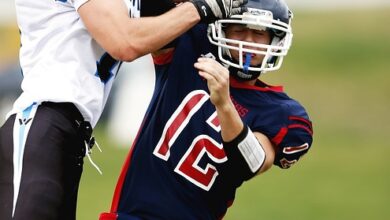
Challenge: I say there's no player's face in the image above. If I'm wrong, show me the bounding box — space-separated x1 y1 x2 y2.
224 24 272 66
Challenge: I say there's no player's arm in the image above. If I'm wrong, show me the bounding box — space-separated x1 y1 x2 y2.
212 98 275 175
78 0 247 62
194 57 275 176
78 0 199 61
252 131 275 173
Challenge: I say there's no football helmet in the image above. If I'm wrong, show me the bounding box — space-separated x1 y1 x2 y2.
208 0 293 80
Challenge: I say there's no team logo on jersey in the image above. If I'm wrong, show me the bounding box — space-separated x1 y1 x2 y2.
279 158 297 169
19 118 32 126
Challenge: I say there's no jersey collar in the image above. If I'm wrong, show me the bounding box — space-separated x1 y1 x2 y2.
229 77 284 93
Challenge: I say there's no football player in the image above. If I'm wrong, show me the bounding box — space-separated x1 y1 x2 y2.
100 0 313 219
0 0 248 219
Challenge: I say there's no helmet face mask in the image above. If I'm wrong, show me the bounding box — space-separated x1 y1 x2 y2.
208 0 293 81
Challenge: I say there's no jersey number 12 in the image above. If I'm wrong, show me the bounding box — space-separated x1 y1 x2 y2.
153 90 227 191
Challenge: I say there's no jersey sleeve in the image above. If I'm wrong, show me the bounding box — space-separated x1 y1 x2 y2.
272 114 313 169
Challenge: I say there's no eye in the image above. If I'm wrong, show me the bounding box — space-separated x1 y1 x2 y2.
254 30 265 35
234 29 245 33
233 27 245 33
228 24 246 33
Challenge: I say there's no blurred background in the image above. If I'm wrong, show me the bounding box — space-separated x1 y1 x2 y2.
1 0 389 219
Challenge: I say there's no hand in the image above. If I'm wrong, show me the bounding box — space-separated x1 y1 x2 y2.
194 57 230 107
190 0 247 23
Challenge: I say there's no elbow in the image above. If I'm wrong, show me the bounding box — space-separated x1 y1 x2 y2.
258 145 276 174
259 157 273 174
107 41 144 62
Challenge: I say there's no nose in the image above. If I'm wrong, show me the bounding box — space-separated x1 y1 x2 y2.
242 30 258 51
243 30 255 42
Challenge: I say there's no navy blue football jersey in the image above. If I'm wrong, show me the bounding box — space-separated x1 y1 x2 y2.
102 24 313 220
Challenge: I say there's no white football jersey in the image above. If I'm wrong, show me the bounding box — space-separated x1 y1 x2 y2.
8 0 139 127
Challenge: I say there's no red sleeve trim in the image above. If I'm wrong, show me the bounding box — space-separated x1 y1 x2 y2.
152 50 174 65
289 116 312 129
288 124 313 135
271 127 288 146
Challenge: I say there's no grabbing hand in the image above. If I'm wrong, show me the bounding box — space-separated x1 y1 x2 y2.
194 57 231 107
190 0 247 23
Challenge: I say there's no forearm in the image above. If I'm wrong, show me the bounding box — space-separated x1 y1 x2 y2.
215 100 244 142
195 58 274 177
79 0 200 61
120 2 200 60
216 99 275 174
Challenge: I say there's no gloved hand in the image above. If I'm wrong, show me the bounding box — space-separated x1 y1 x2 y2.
190 0 248 23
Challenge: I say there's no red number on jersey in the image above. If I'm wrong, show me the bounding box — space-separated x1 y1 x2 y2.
153 90 226 191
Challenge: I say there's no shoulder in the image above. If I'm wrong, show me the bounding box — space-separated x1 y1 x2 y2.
273 96 313 169
152 24 212 66
233 80 314 169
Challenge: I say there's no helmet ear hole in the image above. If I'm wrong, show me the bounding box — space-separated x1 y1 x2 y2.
271 28 286 38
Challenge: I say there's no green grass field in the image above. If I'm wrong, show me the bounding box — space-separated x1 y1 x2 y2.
3 8 388 220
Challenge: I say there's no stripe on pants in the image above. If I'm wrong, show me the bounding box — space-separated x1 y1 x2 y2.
12 102 38 217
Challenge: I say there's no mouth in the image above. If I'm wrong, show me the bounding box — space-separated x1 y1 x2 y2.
243 52 255 58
